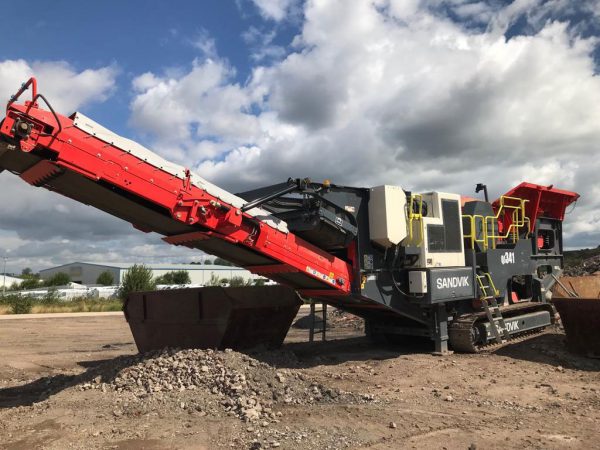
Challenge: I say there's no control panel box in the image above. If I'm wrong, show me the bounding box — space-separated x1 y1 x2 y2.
408 271 428 294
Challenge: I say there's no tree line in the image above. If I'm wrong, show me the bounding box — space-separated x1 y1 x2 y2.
9 269 116 290
118 265 264 299
8 263 263 301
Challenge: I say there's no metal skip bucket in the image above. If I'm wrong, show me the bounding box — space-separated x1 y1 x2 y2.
553 297 600 358
124 285 302 353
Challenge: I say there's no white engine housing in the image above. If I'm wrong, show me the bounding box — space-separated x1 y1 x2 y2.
368 185 408 248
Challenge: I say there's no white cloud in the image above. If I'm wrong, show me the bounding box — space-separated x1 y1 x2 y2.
132 72 162 92
190 29 219 59
129 57 264 164
0 59 117 113
0 59 123 270
242 26 287 62
0 173 204 273
130 0 599 248
388 0 422 19
251 0 295 21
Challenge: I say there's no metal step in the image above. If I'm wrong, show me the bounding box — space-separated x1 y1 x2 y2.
481 296 510 343
308 301 328 342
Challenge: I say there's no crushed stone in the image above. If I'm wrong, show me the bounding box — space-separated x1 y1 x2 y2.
564 255 600 276
79 347 376 424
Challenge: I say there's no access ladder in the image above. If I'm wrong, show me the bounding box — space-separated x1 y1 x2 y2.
477 273 510 343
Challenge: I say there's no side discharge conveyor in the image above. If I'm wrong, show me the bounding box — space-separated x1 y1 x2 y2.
0 78 581 353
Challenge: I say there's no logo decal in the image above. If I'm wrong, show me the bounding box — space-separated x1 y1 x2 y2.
501 251 515 265
505 320 520 332
436 276 470 290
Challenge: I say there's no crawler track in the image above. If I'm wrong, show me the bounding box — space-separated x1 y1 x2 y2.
449 302 555 353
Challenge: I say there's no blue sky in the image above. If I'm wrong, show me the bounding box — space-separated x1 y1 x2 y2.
0 0 299 137
0 0 599 271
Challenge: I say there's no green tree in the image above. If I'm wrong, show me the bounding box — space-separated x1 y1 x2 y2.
228 276 246 287
21 267 32 276
9 295 33 314
155 270 191 285
17 270 40 290
21 271 39 280
253 278 266 286
118 264 156 300
45 272 71 287
171 270 191 284
96 271 115 286
206 273 221 286
213 257 235 267
19 277 41 290
203 259 213 265
40 287 61 305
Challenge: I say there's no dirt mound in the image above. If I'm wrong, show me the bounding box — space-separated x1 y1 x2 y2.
81 348 375 424
564 254 600 276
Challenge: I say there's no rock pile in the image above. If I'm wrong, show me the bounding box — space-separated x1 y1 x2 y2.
102 347 373 423
564 255 600 276
328 309 364 331
292 308 364 331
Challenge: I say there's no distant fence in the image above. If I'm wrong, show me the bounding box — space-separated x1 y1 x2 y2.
11 285 119 300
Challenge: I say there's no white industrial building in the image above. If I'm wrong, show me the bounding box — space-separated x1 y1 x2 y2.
0 275 25 288
39 262 260 286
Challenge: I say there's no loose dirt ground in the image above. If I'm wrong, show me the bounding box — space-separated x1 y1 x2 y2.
0 312 599 449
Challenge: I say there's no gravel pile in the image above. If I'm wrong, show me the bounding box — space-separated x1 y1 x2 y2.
328 309 364 331
90 348 374 423
564 255 600 276
292 308 364 331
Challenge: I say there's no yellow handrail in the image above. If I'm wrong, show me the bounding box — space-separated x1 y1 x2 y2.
463 195 531 251
462 214 487 250
407 194 424 246
477 272 500 298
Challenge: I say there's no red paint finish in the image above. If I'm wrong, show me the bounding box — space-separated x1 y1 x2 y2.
493 182 579 233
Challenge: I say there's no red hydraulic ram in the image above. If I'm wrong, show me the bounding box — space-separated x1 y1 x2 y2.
0 78 353 295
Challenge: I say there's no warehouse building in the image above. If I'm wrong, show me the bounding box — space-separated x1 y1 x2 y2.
39 262 259 285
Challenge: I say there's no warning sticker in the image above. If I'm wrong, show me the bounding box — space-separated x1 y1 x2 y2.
306 266 336 285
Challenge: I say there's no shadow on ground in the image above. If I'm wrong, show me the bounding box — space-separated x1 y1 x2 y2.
493 332 600 372
251 334 434 369
0 354 136 409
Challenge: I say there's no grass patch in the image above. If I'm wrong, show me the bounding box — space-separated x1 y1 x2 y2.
0 296 123 315
31 299 123 314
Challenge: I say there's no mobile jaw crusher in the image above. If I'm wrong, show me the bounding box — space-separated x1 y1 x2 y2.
0 79 579 352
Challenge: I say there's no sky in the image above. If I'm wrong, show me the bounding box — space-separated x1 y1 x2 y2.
0 0 599 273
